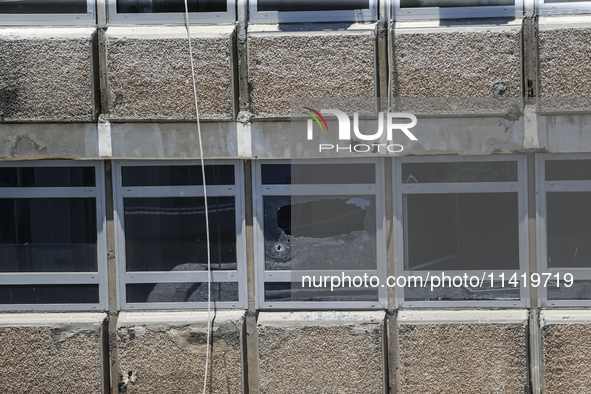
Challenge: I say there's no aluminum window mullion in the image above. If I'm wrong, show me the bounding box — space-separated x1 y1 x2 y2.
125 271 240 283
0 188 98 198
120 185 237 198
0 303 104 312
544 181 591 192
0 273 100 285
400 182 519 194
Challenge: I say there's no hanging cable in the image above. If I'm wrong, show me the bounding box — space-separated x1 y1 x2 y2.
182 2 213 394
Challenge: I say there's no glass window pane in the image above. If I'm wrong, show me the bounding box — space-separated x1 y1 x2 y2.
122 165 234 186
264 282 378 302
547 192 591 268
258 0 369 12
117 0 227 13
0 0 87 14
405 281 520 301
548 281 591 300
405 193 520 271
261 163 375 185
0 284 99 304
401 0 513 7
545 160 591 181
264 195 377 271
127 282 238 303
124 196 237 271
0 167 95 187
0 198 97 272
402 161 517 183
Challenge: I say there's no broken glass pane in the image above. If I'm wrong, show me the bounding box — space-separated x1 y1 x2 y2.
126 282 238 303
124 196 237 272
263 195 377 271
402 161 517 183
547 192 591 268
405 193 519 271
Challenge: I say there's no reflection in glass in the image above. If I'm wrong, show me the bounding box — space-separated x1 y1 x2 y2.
127 282 238 303
124 196 237 271
0 198 97 272
0 284 99 304
117 0 227 13
0 0 88 14
548 281 591 300
0 167 95 188
546 160 591 181
122 164 234 187
405 193 519 271
402 161 517 183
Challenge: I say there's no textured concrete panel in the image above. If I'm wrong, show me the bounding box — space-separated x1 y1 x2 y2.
539 16 591 112
398 310 529 394
117 311 244 394
0 123 98 160
106 26 235 121
0 313 106 393
257 311 385 393
0 28 96 122
248 24 377 119
542 310 591 394
392 22 522 115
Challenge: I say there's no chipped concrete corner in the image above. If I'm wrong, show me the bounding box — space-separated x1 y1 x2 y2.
257 311 386 393
397 310 529 394
116 311 244 393
0 313 107 393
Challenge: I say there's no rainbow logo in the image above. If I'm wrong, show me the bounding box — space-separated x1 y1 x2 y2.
303 107 328 132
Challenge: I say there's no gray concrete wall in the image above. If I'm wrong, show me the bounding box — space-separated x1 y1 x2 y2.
541 310 591 394
116 311 244 394
257 311 385 393
397 310 529 394
105 26 236 121
0 313 106 393
0 27 96 122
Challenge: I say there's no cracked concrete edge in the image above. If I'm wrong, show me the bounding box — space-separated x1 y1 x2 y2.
117 310 245 332
257 311 386 328
540 309 591 325
398 309 529 324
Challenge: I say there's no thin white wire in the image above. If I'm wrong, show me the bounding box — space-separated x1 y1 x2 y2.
182 3 213 394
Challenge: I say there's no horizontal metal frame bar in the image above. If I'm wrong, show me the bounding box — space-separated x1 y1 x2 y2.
0 160 100 168
0 303 104 311
0 0 96 26
543 181 591 192
259 301 386 309
402 300 527 308
399 182 519 194
0 188 98 198
392 0 522 20
542 300 591 307
124 271 240 283
123 301 245 309
120 185 237 198
260 184 378 196
249 0 377 23
107 0 236 24
0 273 100 285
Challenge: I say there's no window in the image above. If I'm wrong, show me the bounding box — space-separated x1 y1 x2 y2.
114 161 246 309
249 0 377 23
392 0 522 19
0 161 107 310
394 156 528 307
537 0 591 15
254 159 387 309
108 0 235 24
538 154 591 306
0 0 96 25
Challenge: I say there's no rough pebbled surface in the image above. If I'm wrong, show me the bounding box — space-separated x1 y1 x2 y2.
398 324 528 394
0 32 95 122
257 323 384 393
539 27 591 112
106 34 234 121
543 324 591 393
248 31 377 119
0 327 102 393
392 28 522 114
117 321 242 393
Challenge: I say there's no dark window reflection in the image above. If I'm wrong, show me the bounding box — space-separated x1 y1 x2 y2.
117 0 227 13
0 0 88 14
258 0 369 11
402 161 517 183
0 167 95 188
547 192 591 268
405 193 519 271
400 0 513 7
122 165 234 187
0 198 97 272
124 196 237 271
261 163 375 185
0 285 99 304
127 282 238 302
546 160 591 181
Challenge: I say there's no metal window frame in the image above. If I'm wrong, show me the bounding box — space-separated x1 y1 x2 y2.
536 153 591 307
253 158 388 310
114 160 247 310
392 0 523 20
393 155 529 308
0 0 96 26
0 160 107 311
249 0 378 23
107 0 236 24
537 0 591 15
